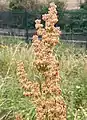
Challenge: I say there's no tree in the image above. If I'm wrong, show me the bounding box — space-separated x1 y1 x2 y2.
80 0 87 10
9 0 46 10
9 0 65 11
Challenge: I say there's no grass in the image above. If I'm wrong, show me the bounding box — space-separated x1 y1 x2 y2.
0 37 87 120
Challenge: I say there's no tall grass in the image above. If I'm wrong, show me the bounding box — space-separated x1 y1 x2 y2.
0 38 87 120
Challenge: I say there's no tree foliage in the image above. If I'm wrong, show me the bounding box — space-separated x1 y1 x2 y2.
80 0 87 10
9 0 65 11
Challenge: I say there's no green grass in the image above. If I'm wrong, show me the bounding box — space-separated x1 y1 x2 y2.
0 37 87 120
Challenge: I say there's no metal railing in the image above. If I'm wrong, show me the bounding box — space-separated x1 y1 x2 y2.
0 9 87 43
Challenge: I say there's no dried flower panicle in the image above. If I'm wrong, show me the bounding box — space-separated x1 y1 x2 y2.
32 2 66 120
17 2 66 120
36 97 66 120
17 61 41 100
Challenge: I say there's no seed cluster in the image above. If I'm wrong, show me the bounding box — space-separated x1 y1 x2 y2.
17 61 41 100
17 2 66 120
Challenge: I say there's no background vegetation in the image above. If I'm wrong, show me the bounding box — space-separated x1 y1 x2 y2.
0 37 87 120
0 0 87 119
8 0 65 11
80 0 87 10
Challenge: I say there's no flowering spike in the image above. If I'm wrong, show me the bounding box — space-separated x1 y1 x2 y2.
17 2 66 120
32 2 66 120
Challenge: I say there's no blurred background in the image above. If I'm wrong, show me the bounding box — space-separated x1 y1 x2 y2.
0 0 87 44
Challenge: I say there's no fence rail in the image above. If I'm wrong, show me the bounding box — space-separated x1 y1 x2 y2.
0 9 87 43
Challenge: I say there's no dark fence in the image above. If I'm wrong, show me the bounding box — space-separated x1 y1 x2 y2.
0 9 87 43
59 10 87 41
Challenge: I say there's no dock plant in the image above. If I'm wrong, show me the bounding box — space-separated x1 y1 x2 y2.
17 2 66 120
